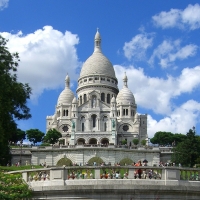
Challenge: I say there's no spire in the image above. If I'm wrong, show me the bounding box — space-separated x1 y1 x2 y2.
65 74 70 88
123 72 128 87
94 28 101 52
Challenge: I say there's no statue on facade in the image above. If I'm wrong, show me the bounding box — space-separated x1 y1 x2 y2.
93 97 96 108
112 119 115 128
72 121 75 130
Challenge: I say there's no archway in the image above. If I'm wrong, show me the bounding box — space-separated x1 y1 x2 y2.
119 158 133 166
87 157 104 166
101 138 109 145
89 138 97 145
77 138 85 145
56 158 73 166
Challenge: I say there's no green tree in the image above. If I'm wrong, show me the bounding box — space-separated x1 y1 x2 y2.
150 131 174 146
132 138 139 145
172 128 200 167
0 35 31 165
26 129 45 145
43 129 62 144
9 128 26 144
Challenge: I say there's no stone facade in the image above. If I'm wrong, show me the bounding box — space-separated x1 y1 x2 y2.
46 29 148 147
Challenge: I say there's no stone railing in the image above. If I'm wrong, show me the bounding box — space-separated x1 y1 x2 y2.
11 166 200 187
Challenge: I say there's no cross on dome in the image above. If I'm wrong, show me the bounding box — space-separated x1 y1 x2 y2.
123 72 128 88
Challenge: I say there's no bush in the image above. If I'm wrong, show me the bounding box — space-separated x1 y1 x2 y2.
40 143 51 146
133 139 139 145
0 169 32 199
141 139 146 146
121 140 127 145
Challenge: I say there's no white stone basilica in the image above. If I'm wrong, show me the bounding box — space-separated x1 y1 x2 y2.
46 30 148 146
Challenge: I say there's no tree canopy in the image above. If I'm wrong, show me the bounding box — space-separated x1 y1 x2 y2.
0 35 31 165
150 131 186 146
43 128 62 144
171 128 200 167
26 129 45 145
9 128 26 144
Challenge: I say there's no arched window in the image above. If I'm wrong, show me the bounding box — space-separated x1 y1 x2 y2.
107 93 110 104
126 109 128 116
82 123 84 132
92 115 96 127
123 109 125 116
101 93 105 102
80 96 82 105
66 110 68 116
104 122 107 131
84 94 87 103
81 116 85 132
63 110 65 116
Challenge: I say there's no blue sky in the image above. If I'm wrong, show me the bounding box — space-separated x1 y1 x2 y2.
1 0 200 138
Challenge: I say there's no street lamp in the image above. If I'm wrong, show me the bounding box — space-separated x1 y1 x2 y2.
20 139 23 165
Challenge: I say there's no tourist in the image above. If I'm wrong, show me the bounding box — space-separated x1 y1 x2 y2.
134 160 142 179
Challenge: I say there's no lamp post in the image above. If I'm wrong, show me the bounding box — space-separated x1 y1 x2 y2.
20 139 23 165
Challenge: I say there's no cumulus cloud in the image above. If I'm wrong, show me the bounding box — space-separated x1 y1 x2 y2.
114 65 200 137
114 65 200 115
1 26 80 100
0 0 8 10
123 33 154 60
149 39 198 68
152 4 200 30
147 100 200 137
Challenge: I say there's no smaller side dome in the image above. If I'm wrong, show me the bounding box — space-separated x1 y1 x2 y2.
57 74 75 105
111 96 116 103
72 97 77 104
116 73 135 105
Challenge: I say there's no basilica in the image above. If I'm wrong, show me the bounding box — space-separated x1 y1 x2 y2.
46 30 148 146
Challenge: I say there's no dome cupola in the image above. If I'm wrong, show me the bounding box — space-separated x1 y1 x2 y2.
79 29 116 79
57 74 75 105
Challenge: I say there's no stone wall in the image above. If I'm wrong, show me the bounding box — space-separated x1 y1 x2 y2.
30 147 160 166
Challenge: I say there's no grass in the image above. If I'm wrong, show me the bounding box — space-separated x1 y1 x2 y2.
0 165 43 172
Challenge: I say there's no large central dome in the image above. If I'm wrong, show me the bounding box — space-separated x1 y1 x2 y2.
79 29 116 79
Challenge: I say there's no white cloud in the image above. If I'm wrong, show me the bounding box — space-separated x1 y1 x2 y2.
149 39 198 68
0 0 8 10
147 100 200 138
114 64 200 137
152 4 200 30
114 65 200 115
123 33 154 60
1 26 80 100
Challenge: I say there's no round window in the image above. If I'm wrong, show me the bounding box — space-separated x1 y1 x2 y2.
62 125 68 132
123 125 129 131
